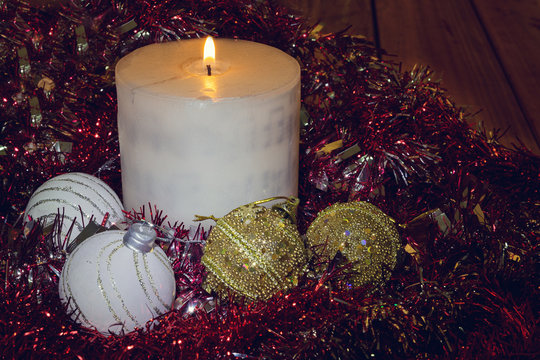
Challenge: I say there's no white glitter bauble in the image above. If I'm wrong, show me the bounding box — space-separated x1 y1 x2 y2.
24 172 125 243
58 224 176 335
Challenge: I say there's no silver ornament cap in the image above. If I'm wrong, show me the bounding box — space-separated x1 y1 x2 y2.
123 222 157 253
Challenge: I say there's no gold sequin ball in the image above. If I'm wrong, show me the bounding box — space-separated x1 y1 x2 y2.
306 201 401 288
201 199 307 302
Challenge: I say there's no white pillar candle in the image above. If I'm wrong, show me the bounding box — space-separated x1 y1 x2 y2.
116 38 300 225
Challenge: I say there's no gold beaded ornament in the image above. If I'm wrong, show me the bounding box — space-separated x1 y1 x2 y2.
196 197 307 302
306 201 401 288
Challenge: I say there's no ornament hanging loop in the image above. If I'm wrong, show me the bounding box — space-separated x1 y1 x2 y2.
194 196 299 224
270 196 300 225
251 195 293 206
193 214 219 222
249 196 300 224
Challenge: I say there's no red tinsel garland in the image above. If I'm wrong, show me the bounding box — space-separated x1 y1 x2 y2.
0 0 538 359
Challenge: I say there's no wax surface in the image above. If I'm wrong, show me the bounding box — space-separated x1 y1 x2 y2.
116 38 301 225
116 39 299 100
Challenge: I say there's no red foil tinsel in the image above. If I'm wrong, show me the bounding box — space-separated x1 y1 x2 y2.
0 1 538 359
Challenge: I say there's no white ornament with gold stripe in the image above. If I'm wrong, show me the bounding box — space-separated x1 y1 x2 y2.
58 223 176 335
24 172 125 244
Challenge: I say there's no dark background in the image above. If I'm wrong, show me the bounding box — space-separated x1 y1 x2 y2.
280 0 540 154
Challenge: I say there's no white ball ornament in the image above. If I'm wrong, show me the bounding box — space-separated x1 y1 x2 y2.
58 223 176 335
24 172 125 244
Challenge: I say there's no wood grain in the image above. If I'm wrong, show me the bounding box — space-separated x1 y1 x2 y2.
472 0 540 151
372 0 540 153
278 0 374 38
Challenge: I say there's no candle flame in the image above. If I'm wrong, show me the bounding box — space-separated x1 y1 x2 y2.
203 36 215 70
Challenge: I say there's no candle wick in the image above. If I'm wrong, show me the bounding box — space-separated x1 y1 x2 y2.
206 64 212 76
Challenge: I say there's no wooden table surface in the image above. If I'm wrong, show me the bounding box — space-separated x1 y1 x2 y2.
280 0 540 155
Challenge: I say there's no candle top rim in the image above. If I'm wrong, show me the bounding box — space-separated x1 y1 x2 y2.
115 38 300 101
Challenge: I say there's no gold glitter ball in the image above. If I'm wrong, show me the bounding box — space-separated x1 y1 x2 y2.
306 201 401 288
201 198 307 302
